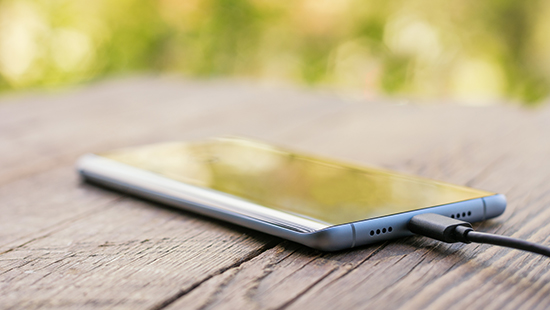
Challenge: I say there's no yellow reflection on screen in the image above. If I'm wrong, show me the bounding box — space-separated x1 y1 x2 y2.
102 138 491 225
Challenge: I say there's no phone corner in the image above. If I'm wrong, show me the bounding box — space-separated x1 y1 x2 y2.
74 153 90 175
483 194 507 219
303 224 355 252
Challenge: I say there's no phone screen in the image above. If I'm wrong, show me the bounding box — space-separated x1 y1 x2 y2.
100 137 491 226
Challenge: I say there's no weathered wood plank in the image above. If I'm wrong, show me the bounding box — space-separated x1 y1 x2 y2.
0 168 121 252
2 77 550 309
0 195 277 309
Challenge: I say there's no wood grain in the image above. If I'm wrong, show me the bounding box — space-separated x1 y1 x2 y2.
1 77 550 309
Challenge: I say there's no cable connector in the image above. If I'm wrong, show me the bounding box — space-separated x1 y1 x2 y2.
408 213 550 257
408 213 472 243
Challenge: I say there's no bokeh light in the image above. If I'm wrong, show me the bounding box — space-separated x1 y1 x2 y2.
0 0 549 104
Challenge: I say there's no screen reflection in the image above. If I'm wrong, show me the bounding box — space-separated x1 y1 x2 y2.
101 137 491 225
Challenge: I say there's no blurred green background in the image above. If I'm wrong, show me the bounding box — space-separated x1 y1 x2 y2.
1 0 550 104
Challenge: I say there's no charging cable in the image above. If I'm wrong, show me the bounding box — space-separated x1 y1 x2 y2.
408 213 550 257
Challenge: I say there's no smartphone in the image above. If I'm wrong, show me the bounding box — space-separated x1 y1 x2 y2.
76 137 506 251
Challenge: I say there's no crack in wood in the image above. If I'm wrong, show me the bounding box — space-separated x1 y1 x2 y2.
241 247 299 303
0 196 125 256
273 268 338 310
264 250 321 292
149 240 280 310
273 243 389 310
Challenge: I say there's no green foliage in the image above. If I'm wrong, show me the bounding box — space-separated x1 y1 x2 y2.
0 0 549 104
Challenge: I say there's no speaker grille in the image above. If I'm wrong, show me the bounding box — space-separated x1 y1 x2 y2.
370 226 393 236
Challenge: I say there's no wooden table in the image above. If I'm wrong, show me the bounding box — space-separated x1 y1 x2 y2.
2 77 550 309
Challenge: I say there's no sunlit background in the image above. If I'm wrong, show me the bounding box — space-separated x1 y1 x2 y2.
1 0 550 104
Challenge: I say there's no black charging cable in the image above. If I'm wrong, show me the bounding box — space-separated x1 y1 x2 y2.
408 213 550 257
